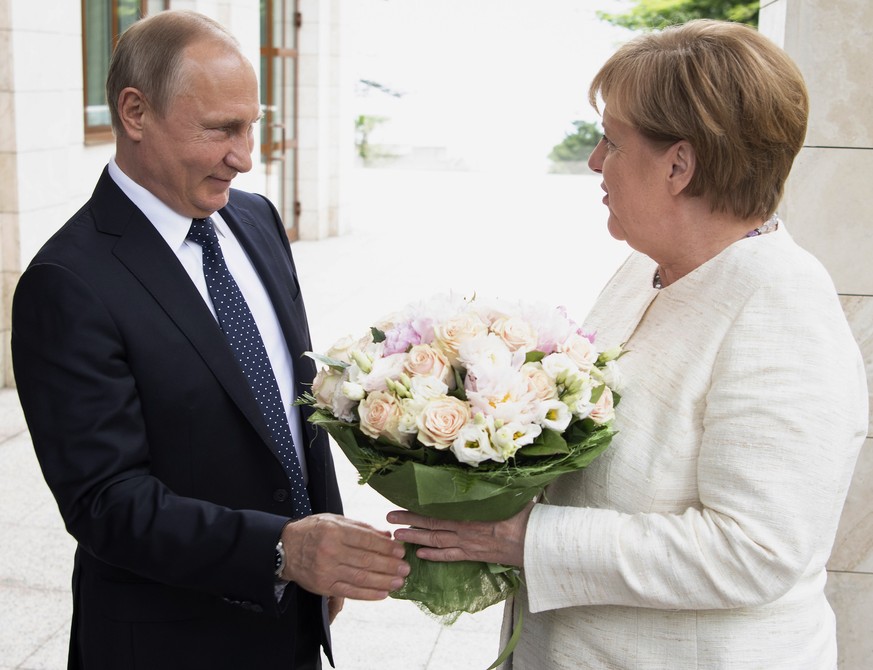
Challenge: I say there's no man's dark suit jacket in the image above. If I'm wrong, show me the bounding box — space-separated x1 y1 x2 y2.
12 168 343 669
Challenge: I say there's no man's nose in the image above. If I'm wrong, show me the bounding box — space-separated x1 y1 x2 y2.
226 134 253 173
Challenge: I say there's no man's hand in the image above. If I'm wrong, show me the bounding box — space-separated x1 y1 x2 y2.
280 514 409 601
387 503 534 568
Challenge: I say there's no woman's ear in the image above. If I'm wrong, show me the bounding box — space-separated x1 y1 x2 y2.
117 87 148 141
666 140 696 195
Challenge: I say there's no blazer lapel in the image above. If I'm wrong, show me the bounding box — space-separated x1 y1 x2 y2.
219 199 309 367
220 197 328 498
91 172 278 454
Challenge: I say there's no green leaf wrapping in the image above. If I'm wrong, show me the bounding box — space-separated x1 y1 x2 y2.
310 410 615 622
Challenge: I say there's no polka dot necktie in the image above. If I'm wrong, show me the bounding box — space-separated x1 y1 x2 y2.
187 217 312 518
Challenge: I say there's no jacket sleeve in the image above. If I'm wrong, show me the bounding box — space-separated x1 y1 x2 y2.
522 278 868 613
12 261 290 614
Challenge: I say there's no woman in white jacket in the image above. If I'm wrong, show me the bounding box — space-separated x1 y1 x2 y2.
390 20 868 669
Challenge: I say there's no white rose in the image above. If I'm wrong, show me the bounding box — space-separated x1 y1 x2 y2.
416 396 472 449
312 368 342 410
331 388 358 423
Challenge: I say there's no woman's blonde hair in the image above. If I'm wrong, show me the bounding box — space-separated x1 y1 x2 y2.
589 20 808 219
106 10 241 135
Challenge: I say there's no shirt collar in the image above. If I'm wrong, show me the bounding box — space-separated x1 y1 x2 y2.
107 157 230 250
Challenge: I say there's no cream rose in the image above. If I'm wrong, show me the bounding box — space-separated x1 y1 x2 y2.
521 362 558 402
404 344 453 386
588 385 615 425
358 391 410 446
416 396 472 449
490 315 539 353
433 312 488 365
559 333 598 373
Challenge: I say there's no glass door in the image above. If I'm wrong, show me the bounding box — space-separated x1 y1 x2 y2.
260 0 300 240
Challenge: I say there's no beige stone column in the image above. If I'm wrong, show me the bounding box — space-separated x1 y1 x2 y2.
0 0 16 388
760 1 873 666
297 0 352 240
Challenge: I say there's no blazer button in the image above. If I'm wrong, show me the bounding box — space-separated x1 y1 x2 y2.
273 489 289 502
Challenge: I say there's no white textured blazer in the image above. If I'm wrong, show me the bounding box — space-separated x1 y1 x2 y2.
509 226 868 669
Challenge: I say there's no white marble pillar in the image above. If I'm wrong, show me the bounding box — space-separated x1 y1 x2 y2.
760 1 873 667
297 0 351 240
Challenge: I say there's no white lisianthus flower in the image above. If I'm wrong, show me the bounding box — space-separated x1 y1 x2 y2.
491 421 542 461
450 419 501 466
541 352 589 396
597 345 623 364
457 332 513 371
466 365 538 425
559 333 599 373
536 398 573 432
566 383 595 420
341 381 365 402
409 375 449 401
600 359 624 392
540 352 578 382
589 386 615 425
398 396 426 436
360 352 407 393
490 315 539 353
358 390 411 446
416 396 472 449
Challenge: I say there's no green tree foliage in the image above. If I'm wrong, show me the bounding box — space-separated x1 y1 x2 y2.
597 0 758 31
354 114 388 160
548 120 602 163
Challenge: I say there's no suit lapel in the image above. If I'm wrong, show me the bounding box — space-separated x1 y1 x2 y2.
221 196 328 505
91 172 278 455
219 198 309 370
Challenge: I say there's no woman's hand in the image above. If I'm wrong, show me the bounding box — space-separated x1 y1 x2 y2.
386 503 534 567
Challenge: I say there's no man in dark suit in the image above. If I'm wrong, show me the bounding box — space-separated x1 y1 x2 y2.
11 10 408 670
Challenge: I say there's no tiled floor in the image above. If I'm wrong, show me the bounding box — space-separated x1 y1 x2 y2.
0 168 621 669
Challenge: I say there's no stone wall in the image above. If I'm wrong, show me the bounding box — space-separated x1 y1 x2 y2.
760 0 873 666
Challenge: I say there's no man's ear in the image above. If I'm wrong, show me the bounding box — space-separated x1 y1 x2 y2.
666 140 696 196
117 87 148 141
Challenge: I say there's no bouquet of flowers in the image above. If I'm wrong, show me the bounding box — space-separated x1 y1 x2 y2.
298 294 622 646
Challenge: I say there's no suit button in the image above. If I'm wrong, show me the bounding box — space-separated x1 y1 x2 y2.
273 489 288 502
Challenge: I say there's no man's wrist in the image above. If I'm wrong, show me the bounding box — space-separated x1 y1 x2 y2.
274 539 286 581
